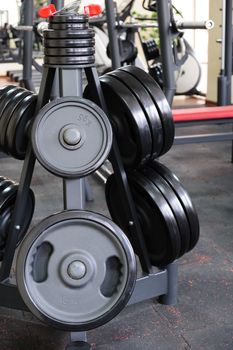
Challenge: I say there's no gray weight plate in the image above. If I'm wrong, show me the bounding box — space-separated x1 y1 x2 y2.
43 29 95 39
31 97 112 178
49 14 88 23
44 55 95 65
16 210 136 331
44 38 95 48
44 47 95 57
49 22 88 30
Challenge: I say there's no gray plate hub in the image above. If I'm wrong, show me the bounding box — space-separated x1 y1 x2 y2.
31 97 112 178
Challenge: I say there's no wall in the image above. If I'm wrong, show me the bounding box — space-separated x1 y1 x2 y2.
0 0 20 26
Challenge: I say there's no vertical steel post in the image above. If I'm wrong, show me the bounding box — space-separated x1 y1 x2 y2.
51 0 65 10
156 0 176 106
21 0 34 91
224 0 232 105
105 0 121 69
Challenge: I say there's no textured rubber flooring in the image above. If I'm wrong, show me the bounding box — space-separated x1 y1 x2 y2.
0 122 233 349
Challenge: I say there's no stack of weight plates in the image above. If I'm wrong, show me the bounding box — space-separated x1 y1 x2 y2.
85 65 174 169
0 85 37 159
105 160 199 267
43 14 95 66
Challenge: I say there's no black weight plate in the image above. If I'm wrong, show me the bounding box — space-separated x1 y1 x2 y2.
0 186 35 259
108 70 164 158
0 85 17 99
44 47 95 57
0 180 16 193
44 38 95 48
149 160 200 251
49 14 88 23
105 173 181 267
0 177 8 182
84 80 150 168
98 75 152 168
43 29 95 39
44 55 95 65
49 22 88 30
0 86 18 118
0 89 31 151
107 40 137 64
120 66 174 155
140 166 190 257
6 93 37 160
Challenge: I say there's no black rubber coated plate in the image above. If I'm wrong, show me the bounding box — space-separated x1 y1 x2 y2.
44 38 95 48
0 186 35 260
6 93 37 160
44 55 95 65
0 86 18 118
0 85 17 99
43 29 95 39
107 40 137 64
140 166 190 257
49 14 88 23
108 70 164 158
0 89 31 151
105 172 181 267
149 160 199 251
44 47 95 57
49 22 88 30
98 75 152 168
120 66 174 155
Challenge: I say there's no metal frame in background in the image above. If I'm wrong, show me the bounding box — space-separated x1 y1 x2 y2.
19 0 65 92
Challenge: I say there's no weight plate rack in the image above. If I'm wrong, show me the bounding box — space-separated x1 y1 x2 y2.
0 8 199 350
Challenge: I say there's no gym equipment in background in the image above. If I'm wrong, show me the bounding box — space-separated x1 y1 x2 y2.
0 4 199 350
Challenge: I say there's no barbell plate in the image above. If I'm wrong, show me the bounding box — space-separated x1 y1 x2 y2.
49 14 88 23
16 210 136 331
149 160 200 251
0 85 17 98
0 86 19 120
6 93 37 160
105 172 181 267
44 47 95 57
49 22 88 30
99 75 152 168
107 40 137 64
31 97 112 178
120 66 174 155
0 89 32 152
43 38 95 48
44 55 95 65
140 166 190 256
0 185 35 260
108 69 164 158
43 29 95 39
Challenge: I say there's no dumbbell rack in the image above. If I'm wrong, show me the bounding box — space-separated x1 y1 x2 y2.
0 12 178 350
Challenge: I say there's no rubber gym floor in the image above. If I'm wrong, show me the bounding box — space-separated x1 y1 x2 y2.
0 79 233 349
